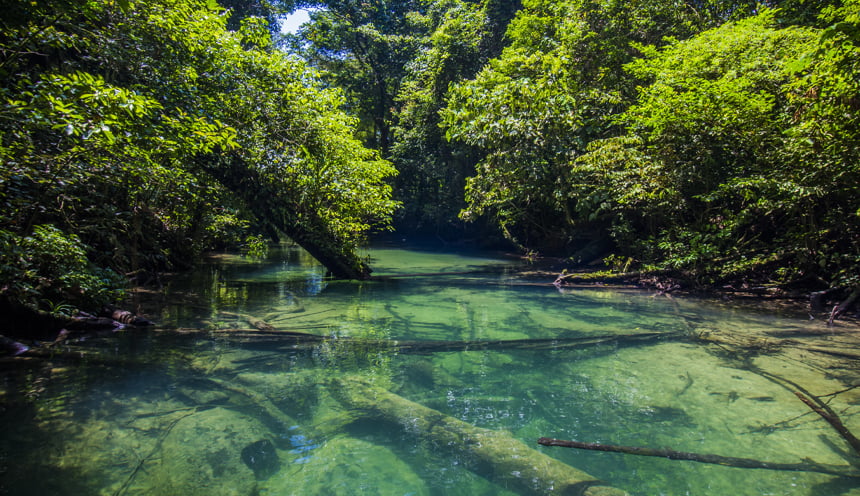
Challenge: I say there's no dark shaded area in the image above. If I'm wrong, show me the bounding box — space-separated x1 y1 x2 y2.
241 439 280 479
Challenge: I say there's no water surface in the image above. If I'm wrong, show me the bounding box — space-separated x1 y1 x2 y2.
1 244 859 495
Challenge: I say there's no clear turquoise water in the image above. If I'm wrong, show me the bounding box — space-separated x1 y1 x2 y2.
1 244 859 495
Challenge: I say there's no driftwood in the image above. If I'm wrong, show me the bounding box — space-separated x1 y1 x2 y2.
44 307 154 339
553 271 642 286
330 377 628 496
101 306 154 326
537 438 860 478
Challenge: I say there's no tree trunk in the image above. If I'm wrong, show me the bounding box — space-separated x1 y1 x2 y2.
202 155 371 280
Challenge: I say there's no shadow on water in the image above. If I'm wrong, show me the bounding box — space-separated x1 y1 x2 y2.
2 244 860 495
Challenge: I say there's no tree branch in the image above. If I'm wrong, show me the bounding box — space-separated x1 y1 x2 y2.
537 438 860 478
794 391 860 455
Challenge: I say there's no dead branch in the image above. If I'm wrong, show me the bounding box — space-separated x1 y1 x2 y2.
753 368 860 458
114 408 200 496
204 377 300 431
794 391 860 456
537 438 860 478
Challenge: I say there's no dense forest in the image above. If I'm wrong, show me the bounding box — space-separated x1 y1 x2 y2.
1 0 858 322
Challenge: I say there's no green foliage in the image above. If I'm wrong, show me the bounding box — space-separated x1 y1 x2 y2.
434 0 855 289
242 234 270 259
781 0 860 287
292 0 427 153
441 0 729 252
4 0 853 302
218 0 299 32
0 0 398 314
0 226 125 313
390 0 510 234
576 7 859 286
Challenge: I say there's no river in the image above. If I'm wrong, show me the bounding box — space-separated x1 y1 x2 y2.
1 243 858 495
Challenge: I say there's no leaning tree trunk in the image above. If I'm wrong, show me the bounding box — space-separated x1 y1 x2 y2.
202 155 371 280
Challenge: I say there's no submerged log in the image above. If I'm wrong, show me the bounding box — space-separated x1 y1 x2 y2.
744 368 860 461
537 438 860 478
205 377 300 432
391 330 684 355
374 270 494 280
194 327 686 355
330 377 628 496
217 311 275 331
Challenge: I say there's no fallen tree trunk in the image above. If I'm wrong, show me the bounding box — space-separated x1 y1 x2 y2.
537 438 860 478
330 377 629 496
204 377 301 433
186 327 686 355
391 330 685 355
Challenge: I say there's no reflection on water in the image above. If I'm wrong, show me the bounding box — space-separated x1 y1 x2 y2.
2 244 860 496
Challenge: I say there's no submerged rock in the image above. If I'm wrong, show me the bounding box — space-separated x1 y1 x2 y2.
258 436 431 496
241 439 280 479
141 407 269 496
